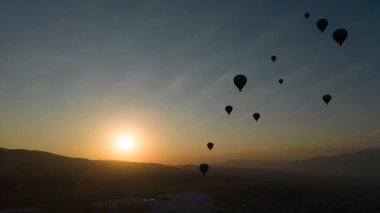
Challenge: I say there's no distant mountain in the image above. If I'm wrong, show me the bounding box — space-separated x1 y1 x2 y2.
2 147 380 183
2 147 380 212
217 148 380 176
0 147 182 183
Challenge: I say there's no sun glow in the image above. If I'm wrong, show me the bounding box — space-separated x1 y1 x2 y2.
116 135 135 150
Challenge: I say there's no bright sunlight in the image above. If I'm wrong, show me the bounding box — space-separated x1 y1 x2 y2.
116 135 135 151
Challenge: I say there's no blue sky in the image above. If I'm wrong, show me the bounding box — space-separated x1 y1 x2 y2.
0 0 379 164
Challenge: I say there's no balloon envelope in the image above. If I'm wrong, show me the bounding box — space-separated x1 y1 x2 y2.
304 12 310 19
225 105 233 115
233 75 247 92
271 55 277 62
207 142 214 151
199 163 209 175
253 113 260 121
322 94 332 105
316 18 328 33
332 28 348 46
279 79 284 84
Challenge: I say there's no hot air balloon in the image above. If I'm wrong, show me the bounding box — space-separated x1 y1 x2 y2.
225 105 233 115
316 18 328 33
233 75 247 92
332 28 348 46
253 113 260 121
271 55 277 63
322 94 331 105
304 12 310 19
199 163 209 176
279 79 284 85
207 142 214 151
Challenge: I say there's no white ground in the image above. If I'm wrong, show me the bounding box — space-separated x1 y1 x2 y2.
90 192 216 213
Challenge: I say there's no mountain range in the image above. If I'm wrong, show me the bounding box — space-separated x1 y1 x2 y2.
1 147 380 179
2 147 380 212
216 148 380 176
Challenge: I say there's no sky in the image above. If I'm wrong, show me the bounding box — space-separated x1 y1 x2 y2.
0 0 379 165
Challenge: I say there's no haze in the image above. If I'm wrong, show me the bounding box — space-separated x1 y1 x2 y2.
0 0 379 165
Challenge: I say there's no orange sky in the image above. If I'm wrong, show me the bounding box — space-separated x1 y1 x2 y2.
1 1 379 165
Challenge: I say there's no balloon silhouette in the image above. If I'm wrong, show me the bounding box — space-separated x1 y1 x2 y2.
322 94 332 105
332 28 348 46
253 113 260 121
304 12 310 19
199 163 209 176
271 55 277 63
278 79 284 85
225 105 233 115
316 18 328 33
207 142 214 151
233 75 247 92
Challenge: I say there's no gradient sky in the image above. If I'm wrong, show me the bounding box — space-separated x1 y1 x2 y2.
1 0 379 164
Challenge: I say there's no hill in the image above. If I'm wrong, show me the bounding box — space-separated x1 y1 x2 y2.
218 148 380 176
2 147 380 212
0 147 181 182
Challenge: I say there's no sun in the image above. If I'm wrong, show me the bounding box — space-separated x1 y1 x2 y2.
116 135 135 150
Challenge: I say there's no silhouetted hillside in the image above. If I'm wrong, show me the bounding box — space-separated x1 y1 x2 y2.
0 147 198 211
2 147 380 212
218 148 380 176
0 147 183 184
